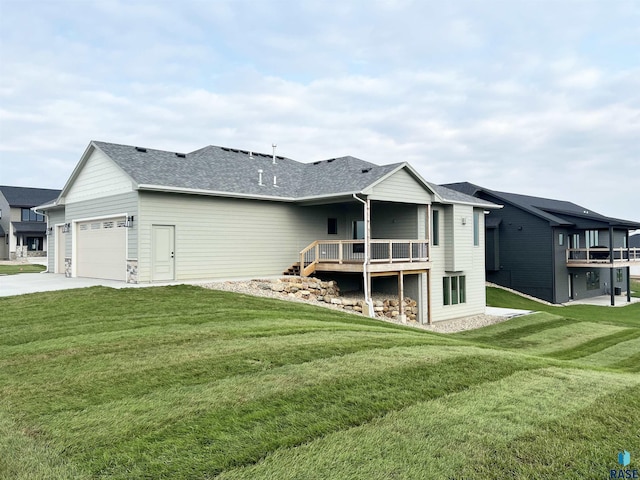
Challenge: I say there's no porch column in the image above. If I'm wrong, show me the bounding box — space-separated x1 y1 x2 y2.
610 226 615 306
398 272 405 323
627 266 631 303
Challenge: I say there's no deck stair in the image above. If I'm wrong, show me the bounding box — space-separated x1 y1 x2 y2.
283 263 301 276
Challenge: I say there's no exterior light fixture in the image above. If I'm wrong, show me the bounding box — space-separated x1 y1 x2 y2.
46 227 53 235
124 215 134 228
62 223 71 233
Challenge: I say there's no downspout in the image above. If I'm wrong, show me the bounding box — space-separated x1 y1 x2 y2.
353 193 375 318
31 206 49 273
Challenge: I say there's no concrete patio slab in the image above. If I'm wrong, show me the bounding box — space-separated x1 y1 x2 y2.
0 273 138 297
485 306 534 318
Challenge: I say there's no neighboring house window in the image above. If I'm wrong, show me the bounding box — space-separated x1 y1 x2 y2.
586 271 600 290
26 236 43 251
616 269 623 282
327 218 338 235
623 236 627 248
571 233 580 249
559 233 564 246
21 208 45 222
443 275 466 305
473 211 480 246
586 230 599 247
432 210 440 246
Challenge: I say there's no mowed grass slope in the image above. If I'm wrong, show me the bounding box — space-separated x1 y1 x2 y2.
1 285 639 479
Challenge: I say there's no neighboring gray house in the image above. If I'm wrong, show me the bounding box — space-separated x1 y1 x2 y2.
0 185 61 260
443 182 640 305
39 141 498 323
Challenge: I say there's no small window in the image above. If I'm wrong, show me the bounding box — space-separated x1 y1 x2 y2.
586 230 599 247
327 218 338 235
432 210 440 246
443 277 450 305
473 211 480 246
559 233 564 246
451 276 459 304
459 276 466 303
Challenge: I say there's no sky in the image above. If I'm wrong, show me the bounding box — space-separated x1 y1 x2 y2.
0 0 639 222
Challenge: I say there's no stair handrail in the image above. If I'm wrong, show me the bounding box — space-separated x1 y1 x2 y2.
299 241 320 277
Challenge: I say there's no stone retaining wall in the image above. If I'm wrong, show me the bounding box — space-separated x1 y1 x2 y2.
257 277 418 322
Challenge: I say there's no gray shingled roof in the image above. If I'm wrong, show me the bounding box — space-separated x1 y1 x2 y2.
429 183 499 208
443 182 640 228
0 186 61 207
93 141 409 200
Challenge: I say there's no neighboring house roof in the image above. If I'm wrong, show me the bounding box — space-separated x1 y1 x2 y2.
631 233 640 248
11 222 47 234
443 182 640 229
0 186 61 208
428 183 499 209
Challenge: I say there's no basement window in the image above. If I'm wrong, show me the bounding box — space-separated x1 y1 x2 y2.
327 218 338 235
443 275 466 306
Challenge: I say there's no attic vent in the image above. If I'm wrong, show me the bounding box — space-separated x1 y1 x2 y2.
313 161 321 165
276 156 284 160
175 153 186 158
221 147 231 151
361 168 371 173
327 158 335 163
135 147 147 152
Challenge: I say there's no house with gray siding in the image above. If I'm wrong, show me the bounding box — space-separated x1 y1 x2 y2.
0 185 61 260
443 182 640 305
38 141 498 323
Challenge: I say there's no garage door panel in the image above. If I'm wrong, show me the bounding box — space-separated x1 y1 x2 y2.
76 218 126 281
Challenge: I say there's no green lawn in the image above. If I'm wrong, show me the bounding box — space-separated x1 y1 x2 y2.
0 264 46 275
1 285 639 479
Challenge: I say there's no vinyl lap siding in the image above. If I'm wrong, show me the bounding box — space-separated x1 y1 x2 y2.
46 209 65 271
484 202 554 302
137 192 333 282
65 147 133 203
371 202 419 239
65 192 139 262
430 205 486 322
366 169 432 204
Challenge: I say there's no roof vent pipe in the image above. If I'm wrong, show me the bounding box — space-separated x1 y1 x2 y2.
272 144 277 165
249 151 253 159
258 169 264 186
273 175 277 187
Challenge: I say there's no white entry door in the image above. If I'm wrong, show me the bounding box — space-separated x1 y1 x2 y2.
152 225 175 281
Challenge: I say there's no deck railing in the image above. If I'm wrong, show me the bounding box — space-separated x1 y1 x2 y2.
299 239 429 276
566 247 640 264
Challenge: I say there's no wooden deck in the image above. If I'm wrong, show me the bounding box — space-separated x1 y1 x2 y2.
566 247 640 268
300 239 429 276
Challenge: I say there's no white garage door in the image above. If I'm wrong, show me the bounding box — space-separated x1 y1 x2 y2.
76 218 127 281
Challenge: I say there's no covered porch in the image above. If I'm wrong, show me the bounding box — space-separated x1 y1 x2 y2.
291 193 434 323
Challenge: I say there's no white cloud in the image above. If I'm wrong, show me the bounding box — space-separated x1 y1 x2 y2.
0 0 639 220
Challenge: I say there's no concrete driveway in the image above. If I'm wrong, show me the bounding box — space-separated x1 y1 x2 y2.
0 273 135 297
